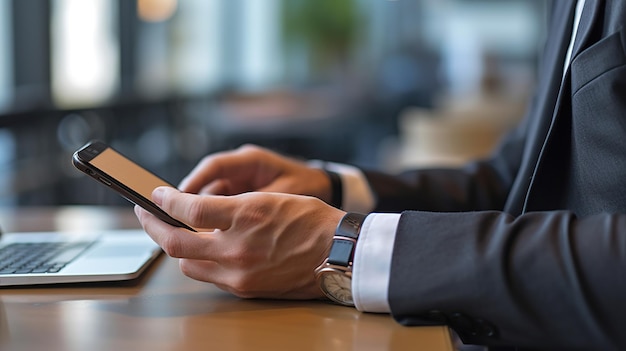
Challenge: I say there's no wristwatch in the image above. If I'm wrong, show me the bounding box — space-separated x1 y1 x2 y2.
314 212 367 306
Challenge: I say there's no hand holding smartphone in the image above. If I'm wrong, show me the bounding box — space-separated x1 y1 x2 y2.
72 140 195 231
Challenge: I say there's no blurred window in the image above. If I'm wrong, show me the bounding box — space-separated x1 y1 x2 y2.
169 0 224 95
136 0 282 97
51 0 119 108
238 0 281 91
135 0 224 98
0 129 16 206
0 0 11 111
1 0 545 112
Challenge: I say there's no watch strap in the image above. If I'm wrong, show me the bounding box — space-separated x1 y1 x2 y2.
327 239 355 266
323 169 343 209
326 213 367 266
336 212 366 239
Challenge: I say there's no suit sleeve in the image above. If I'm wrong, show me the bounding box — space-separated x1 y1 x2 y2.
362 116 529 214
357 117 626 349
388 210 626 350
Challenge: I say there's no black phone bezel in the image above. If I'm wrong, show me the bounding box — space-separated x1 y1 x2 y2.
72 140 196 231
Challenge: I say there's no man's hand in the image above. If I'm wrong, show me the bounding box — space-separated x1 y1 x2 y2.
179 144 333 204
135 186 345 299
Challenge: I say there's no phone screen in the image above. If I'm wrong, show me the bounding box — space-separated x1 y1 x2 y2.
73 140 195 231
89 147 171 201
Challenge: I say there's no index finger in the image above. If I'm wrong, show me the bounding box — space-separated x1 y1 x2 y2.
179 149 257 193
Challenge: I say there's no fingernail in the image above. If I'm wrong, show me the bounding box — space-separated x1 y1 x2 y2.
152 187 166 205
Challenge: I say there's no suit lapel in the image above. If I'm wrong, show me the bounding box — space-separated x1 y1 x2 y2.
522 0 605 212
571 0 603 59
505 0 577 215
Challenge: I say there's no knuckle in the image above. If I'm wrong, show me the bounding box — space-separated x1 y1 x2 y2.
228 274 257 299
160 234 185 258
231 289 255 299
223 246 253 267
238 194 272 219
197 155 210 167
238 143 259 152
185 199 209 227
237 144 265 158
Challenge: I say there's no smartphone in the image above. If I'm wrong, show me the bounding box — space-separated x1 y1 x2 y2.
72 140 196 231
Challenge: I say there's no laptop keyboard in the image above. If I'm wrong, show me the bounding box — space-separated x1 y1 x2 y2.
0 242 92 274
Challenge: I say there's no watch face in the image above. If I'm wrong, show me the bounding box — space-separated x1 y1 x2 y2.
320 271 353 305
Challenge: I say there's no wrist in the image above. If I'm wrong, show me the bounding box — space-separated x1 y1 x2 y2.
307 160 343 209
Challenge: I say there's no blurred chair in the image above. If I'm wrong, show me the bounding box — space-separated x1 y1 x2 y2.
394 94 525 169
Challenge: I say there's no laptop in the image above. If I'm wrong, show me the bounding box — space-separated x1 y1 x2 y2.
0 227 161 287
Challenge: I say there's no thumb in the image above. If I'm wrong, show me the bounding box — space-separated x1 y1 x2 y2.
153 186 235 230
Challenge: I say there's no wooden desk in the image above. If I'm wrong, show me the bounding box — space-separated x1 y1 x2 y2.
0 206 453 351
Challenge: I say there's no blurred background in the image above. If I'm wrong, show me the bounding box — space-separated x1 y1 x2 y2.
0 0 546 207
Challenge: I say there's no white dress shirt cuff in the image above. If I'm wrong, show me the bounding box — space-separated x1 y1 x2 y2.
308 160 376 213
352 213 399 313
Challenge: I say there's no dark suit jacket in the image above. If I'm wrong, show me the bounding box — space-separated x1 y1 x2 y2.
363 1 626 349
